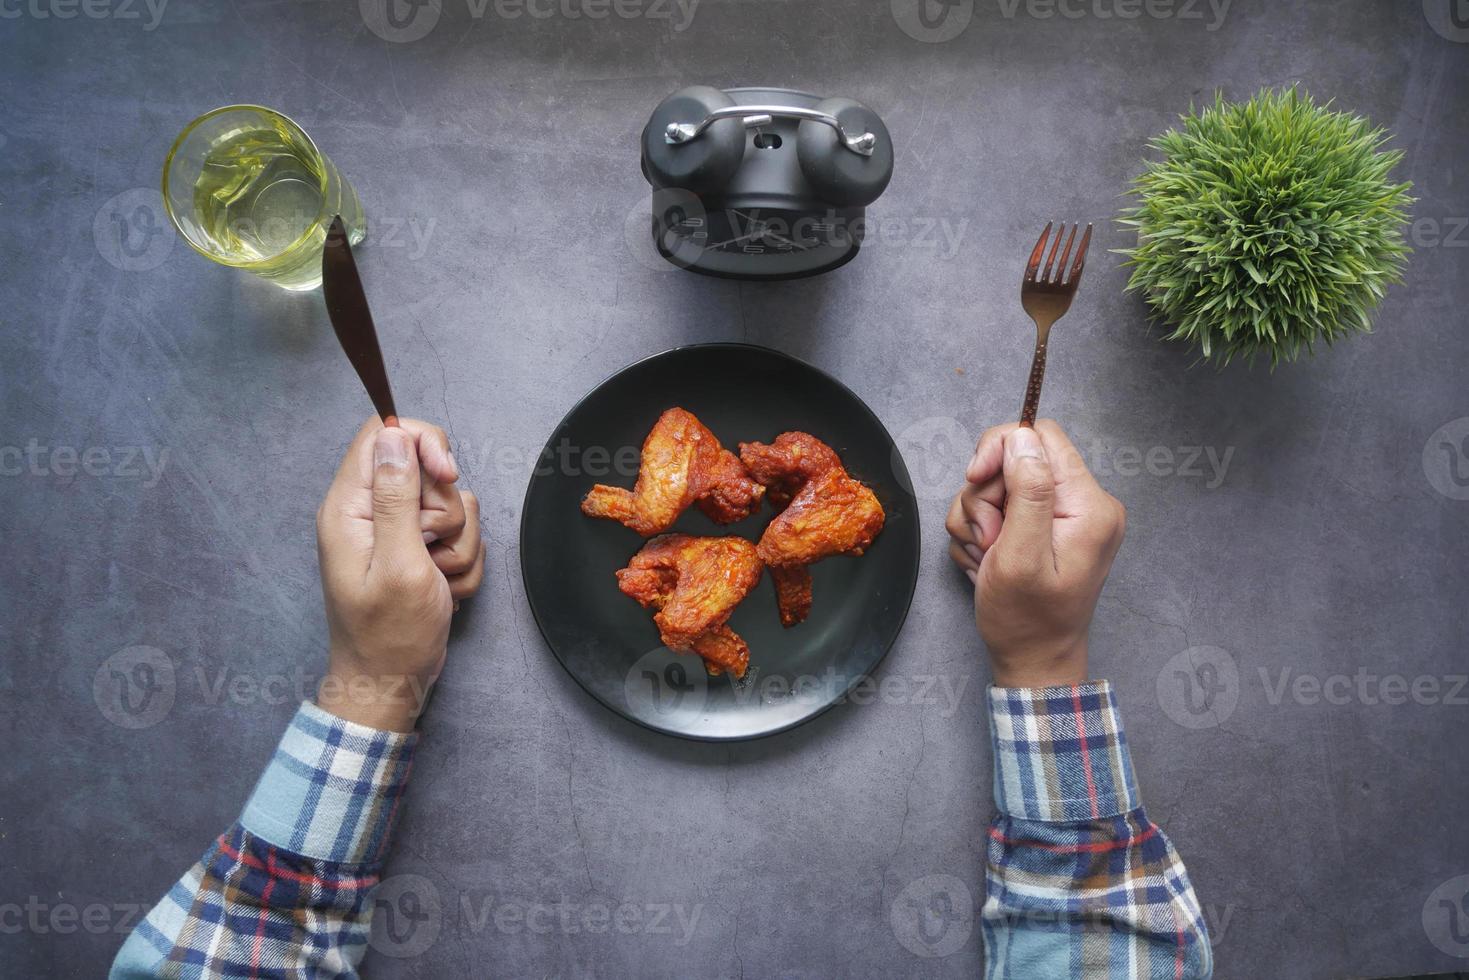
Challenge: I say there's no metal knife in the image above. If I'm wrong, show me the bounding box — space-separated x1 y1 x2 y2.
322 214 399 427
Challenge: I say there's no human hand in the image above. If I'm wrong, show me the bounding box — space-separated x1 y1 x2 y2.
315 418 486 731
946 420 1125 689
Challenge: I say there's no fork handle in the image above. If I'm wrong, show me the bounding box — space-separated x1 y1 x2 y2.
1019 340 1047 427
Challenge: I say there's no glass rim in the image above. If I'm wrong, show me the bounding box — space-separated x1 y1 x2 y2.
161 104 332 269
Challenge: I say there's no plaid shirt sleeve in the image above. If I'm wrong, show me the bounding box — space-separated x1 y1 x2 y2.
983 681 1212 979
110 701 417 979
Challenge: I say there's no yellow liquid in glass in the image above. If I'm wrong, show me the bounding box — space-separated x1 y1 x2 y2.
188 120 364 290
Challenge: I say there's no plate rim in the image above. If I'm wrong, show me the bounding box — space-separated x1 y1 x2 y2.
517 341 921 742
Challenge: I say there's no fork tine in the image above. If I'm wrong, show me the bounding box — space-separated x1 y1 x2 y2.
1066 223 1093 284
1024 222 1052 282
1052 224 1078 284
1040 221 1064 282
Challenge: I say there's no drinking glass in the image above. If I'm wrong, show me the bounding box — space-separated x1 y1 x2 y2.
162 105 365 291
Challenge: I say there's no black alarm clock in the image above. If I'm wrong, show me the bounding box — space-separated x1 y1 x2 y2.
640 86 895 280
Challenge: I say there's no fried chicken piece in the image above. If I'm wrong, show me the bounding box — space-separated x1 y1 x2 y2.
689 625 750 678
739 433 885 627
615 534 763 677
582 408 765 536
738 431 842 509
769 565 813 628
758 467 885 566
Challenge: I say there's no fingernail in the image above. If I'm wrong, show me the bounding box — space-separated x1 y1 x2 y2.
1006 426 1045 462
964 568 977 585
964 541 983 564
423 531 438 544
445 450 460 481
452 600 461 613
375 428 411 470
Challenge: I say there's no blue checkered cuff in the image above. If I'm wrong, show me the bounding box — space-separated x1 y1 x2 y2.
240 701 417 864
987 681 1140 823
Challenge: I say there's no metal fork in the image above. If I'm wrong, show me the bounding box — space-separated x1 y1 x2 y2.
1019 221 1092 427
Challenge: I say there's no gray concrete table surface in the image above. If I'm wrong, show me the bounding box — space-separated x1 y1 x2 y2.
2 1 1467 977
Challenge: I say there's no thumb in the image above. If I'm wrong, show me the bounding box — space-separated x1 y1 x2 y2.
995 426 1056 569
371 427 426 559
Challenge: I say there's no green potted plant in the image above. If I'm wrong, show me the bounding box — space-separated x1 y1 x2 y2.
1119 87 1414 367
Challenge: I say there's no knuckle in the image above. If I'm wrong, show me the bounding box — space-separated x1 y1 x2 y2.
1015 473 1054 502
453 559 486 596
390 561 440 594
464 561 486 590
440 547 474 575
945 503 969 539
1111 498 1128 534
372 482 411 511
980 422 1011 444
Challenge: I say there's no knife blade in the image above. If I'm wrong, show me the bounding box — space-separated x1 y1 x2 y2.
322 214 399 427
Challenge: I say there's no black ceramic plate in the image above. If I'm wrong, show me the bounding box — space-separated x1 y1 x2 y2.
519 344 920 740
